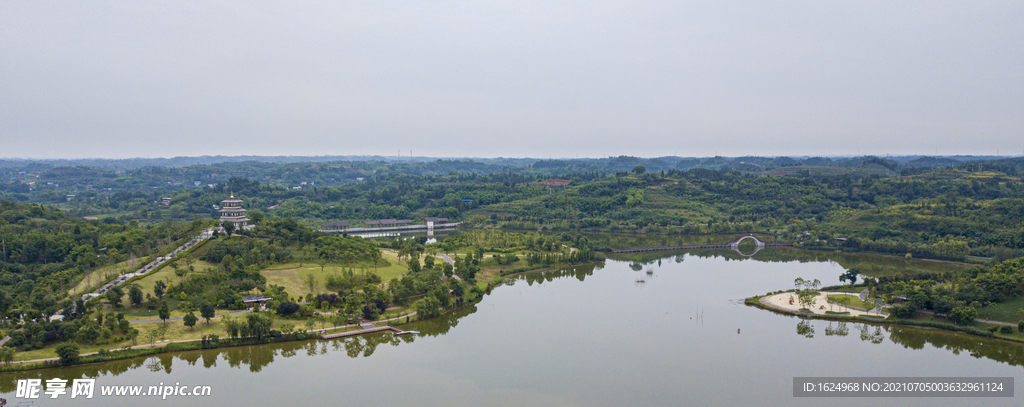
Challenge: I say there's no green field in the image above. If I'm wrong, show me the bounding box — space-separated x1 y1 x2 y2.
827 294 874 311
977 297 1024 324
261 249 409 296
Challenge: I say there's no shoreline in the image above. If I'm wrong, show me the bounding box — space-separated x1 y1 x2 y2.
0 260 605 373
0 311 419 372
744 294 1024 345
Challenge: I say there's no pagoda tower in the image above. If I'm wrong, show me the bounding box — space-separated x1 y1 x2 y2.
219 193 249 227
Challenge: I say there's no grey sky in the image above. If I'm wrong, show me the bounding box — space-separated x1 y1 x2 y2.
1 1 1021 159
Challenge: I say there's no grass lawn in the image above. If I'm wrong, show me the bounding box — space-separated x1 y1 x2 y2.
827 294 874 310
827 286 867 294
130 259 218 298
977 296 1024 324
13 339 135 361
261 252 407 296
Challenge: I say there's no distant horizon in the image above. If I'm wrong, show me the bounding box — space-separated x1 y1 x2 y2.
1 153 1022 161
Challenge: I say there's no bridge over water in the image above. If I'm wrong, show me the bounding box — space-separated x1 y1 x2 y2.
611 235 792 257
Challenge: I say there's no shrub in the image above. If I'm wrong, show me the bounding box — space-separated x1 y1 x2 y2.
948 306 978 326
890 303 917 319
999 325 1013 334
277 302 300 316
55 342 80 366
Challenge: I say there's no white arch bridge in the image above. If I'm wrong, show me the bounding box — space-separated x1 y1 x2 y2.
612 234 790 257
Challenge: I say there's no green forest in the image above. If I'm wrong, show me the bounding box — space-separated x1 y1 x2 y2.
1 154 1024 365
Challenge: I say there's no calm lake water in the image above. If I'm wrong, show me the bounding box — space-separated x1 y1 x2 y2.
2 250 1020 406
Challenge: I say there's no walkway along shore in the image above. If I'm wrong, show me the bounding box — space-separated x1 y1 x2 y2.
320 325 415 339
4 311 417 366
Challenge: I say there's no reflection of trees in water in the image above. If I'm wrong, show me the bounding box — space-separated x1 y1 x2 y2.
610 247 964 276
796 320 815 338
887 326 1024 367
202 352 217 368
824 321 849 337
180 350 201 366
0 263 617 390
223 342 279 373
515 263 598 286
854 324 885 344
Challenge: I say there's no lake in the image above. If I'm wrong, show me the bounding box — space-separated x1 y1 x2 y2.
1 249 1019 406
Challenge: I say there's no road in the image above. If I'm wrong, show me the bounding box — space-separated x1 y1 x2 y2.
50 229 215 320
434 253 462 280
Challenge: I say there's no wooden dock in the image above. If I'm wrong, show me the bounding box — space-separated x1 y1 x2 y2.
319 325 414 340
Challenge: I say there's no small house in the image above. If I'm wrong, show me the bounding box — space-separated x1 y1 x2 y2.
242 295 273 308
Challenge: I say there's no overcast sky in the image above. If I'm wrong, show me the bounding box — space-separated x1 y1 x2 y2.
1 1 1021 159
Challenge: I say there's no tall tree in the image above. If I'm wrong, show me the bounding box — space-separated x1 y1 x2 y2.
303 272 319 293
106 286 124 308
200 302 216 325
128 284 144 308
0 346 14 366
154 280 167 299
183 312 198 331
158 301 170 324
55 342 81 366
244 313 272 340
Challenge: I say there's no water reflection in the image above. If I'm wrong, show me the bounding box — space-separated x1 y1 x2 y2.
796 320 815 338
887 326 1024 368
785 318 1024 368
610 247 966 277
0 257 1015 400
823 321 849 337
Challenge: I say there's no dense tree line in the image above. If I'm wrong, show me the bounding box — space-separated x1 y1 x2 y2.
0 201 203 319
876 258 1024 325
